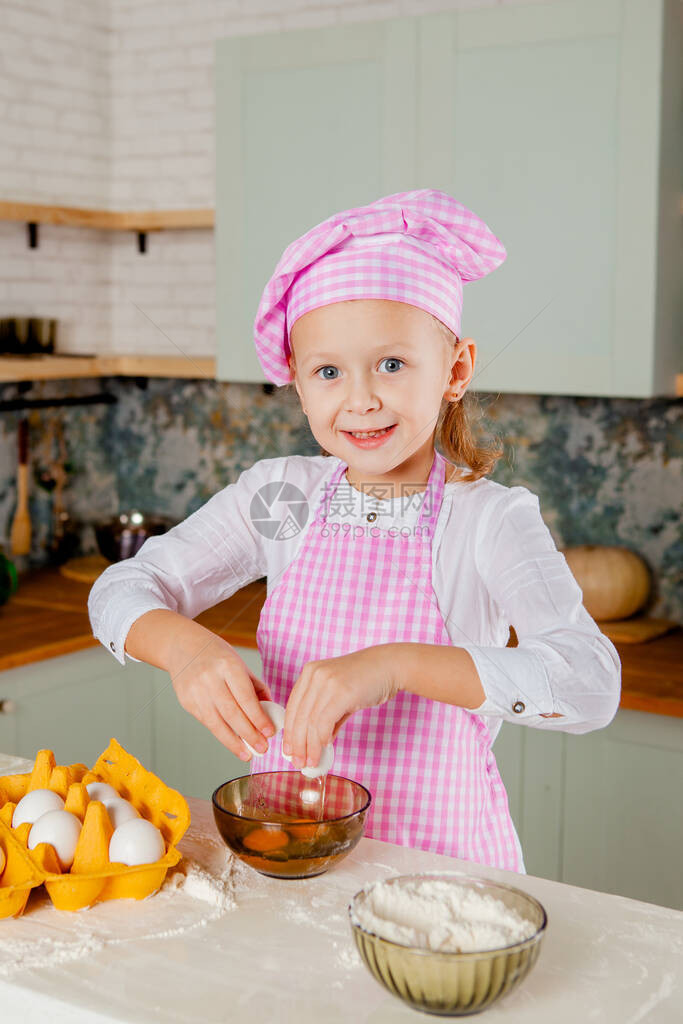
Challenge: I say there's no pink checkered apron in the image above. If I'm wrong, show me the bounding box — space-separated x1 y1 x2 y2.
254 450 524 872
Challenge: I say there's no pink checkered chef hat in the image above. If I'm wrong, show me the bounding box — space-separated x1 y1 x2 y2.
253 188 506 386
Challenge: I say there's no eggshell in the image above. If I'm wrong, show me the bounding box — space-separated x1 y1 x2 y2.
109 818 165 867
103 797 140 830
28 810 82 870
243 700 287 757
281 741 334 778
12 788 65 828
302 743 335 779
85 782 119 802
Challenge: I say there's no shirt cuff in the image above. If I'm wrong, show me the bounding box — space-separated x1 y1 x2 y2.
459 643 555 720
98 604 170 667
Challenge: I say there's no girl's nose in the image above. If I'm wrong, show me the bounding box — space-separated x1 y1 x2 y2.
343 378 381 412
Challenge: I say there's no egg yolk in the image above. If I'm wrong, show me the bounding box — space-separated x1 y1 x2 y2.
243 827 290 852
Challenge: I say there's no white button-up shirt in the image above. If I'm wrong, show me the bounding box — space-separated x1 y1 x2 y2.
88 455 622 744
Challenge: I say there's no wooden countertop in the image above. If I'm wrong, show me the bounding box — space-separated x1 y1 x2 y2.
2 567 682 718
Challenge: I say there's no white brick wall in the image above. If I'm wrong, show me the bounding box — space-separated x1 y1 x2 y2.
0 0 545 357
0 0 111 207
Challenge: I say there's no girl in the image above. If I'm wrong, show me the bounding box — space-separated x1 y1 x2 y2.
88 189 621 873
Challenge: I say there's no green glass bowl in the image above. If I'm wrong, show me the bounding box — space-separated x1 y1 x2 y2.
212 771 371 879
348 872 547 1016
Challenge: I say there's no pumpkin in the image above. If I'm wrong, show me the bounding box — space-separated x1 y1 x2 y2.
560 545 651 621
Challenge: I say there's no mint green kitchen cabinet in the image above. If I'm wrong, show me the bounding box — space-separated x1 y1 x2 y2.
0 648 158 768
215 18 417 385
494 708 683 910
215 0 680 397
493 722 564 883
562 708 683 910
0 693 14 758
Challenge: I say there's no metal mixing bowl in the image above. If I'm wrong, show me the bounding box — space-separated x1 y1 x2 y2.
212 771 371 879
348 872 547 1016
94 510 172 562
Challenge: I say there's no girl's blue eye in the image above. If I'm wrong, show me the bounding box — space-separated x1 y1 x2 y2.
315 358 404 380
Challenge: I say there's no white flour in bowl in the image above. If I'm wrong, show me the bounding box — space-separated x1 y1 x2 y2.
350 877 537 953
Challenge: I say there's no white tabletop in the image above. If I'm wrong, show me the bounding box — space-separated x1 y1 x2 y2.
0 780 681 1023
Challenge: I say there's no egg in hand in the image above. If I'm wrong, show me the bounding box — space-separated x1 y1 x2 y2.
242 700 286 757
282 742 335 779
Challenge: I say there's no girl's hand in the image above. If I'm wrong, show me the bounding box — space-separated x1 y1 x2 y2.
168 632 277 762
282 645 400 770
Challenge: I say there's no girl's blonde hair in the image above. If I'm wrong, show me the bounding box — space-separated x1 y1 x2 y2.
285 306 504 484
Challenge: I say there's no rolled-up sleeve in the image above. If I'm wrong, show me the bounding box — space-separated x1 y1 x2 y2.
459 487 622 734
87 459 278 666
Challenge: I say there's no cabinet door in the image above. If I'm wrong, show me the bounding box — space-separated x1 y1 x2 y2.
418 0 679 398
563 709 683 910
493 722 564 882
216 1 678 397
0 691 17 756
151 645 265 799
215 17 418 383
0 648 157 768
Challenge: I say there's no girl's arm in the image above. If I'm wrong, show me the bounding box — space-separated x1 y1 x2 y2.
397 487 621 734
124 608 277 761
87 458 282 665
86 458 293 758
392 643 563 716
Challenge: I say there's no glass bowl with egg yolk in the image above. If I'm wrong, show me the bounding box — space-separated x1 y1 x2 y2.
212 771 371 879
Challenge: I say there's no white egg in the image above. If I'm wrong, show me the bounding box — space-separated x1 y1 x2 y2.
0 845 5 877
243 700 287 757
28 810 82 870
109 818 165 866
102 797 140 830
282 741 335 779
85 781 119 802
12 788 65 828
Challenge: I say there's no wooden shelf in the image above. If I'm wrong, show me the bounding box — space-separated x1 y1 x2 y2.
0 354 216 381
0 201 214 231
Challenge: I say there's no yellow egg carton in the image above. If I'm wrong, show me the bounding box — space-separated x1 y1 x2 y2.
0 738 190 916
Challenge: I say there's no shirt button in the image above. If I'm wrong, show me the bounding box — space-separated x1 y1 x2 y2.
366 512 377 523
512 700 525 714
110 641 116 651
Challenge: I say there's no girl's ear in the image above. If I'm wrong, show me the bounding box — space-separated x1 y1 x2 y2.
446 337 477 399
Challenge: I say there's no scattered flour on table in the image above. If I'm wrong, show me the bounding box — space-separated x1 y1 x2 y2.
334 940 363 971
350 878 537 953
0 932 107 974
0 853 244 978
158 856 237 912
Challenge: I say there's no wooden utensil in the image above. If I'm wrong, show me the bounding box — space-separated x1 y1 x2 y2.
58 555 111 583
9 418 31 556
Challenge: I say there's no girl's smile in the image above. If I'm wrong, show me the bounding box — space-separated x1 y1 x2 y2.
342 423 398 447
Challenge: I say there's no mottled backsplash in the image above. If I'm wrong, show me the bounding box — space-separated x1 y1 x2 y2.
1 377 680 621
